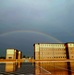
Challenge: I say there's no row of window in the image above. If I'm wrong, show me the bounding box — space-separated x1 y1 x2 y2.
70 56 74 58
40 48 66 50
40 56 67 58
39 63 67 65
70 52 74 54
40 44 65 47
39 43 74 46
40 52 66 54
69 48 74 50
68 44 74 46
36 48 74 51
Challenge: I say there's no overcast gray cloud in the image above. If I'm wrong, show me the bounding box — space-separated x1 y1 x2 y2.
0 0 74 56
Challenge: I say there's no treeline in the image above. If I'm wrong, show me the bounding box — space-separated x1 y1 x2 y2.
23 55 34 58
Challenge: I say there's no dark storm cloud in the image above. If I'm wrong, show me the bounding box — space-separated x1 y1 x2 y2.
0 0 74 56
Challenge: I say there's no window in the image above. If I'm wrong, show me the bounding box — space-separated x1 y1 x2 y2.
8 57 12 59
72 56 73 58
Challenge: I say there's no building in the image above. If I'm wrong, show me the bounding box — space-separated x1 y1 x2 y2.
34 42 74 60
18 51 22 59
6 49 22 59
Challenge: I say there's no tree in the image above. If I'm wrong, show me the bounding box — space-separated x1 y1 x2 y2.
23 55 26 58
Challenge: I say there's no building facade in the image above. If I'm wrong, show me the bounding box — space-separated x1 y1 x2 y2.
6 49 22 59
18 51 22 59
34 43 74 60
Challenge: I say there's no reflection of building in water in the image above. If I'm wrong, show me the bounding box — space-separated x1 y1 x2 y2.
5 63 17 72
35 62 69 75
70 62 74 70
6 49 22 59
35 62 41 75
17 62 21 68
34 43 74 60
5 62 21 73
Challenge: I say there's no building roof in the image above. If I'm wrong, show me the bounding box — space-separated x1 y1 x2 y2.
33 42 74 45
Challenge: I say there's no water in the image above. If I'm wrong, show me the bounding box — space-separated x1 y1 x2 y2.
0 62 74 75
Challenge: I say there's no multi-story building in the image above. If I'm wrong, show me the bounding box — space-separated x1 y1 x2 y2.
34 42 74 60
6 49 22 59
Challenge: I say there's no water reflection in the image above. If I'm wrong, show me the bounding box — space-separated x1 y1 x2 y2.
5 62 16 72
17 62 21 69
35 62 74 75
0 62 74 75
5 62 21 73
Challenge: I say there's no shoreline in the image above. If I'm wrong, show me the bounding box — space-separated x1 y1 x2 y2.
0 59 74 63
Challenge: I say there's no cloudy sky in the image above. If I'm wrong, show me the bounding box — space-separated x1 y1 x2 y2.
0 0 74 57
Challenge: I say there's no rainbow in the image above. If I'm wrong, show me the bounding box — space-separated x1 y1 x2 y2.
0 30 61 43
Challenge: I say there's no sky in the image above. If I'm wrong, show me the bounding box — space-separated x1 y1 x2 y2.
0 0 74 57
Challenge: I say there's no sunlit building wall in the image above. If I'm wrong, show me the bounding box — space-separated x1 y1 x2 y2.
6 49 18 59
18 51 22 59
67 43 74 59
34 44 40 60
6 49 22 59
34 43 74 60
